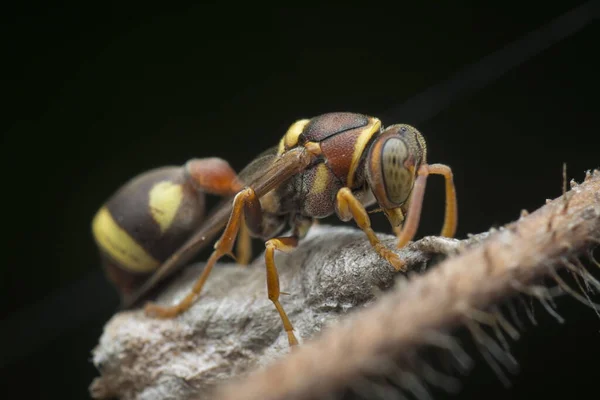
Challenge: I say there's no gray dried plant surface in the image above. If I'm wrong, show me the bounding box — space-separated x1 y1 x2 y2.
90 225 465 400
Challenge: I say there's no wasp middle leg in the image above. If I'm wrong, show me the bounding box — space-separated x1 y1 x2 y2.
264 236 299 346
241 188 301 346
336 187 406 271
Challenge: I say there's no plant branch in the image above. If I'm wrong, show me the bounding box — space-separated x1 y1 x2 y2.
212 171 600 400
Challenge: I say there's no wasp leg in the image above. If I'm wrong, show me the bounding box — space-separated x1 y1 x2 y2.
395 165 429 249
239 189 299 346
187 158 252 264
235 219 252 265
264 236 300 347
144 187 253 319
394 164 457 250
336 187 406 271
428 163 457 238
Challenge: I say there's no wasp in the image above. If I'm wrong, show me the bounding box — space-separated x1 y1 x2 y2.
92 112 457 347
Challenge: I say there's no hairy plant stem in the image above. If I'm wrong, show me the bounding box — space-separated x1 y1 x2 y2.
212 171 600 400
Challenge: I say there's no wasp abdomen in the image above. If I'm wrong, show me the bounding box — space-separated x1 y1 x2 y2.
92 166 205 295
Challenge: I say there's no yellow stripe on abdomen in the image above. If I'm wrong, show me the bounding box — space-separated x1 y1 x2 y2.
148 181 184 233
92 207 160 273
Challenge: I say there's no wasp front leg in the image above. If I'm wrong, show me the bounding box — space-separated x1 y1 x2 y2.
394 163 457 249
336 187 407 271
429 163 457 238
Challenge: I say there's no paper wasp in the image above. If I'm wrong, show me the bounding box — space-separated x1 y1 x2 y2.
92 112 457 347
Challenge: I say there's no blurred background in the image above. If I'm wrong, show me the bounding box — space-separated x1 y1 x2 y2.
2 2 598 399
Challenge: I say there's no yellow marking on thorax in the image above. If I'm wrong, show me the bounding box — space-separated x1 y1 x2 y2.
278 119 310 154
149 181 184 233
311 163 330 194
347 118 382 187
92 207 160 272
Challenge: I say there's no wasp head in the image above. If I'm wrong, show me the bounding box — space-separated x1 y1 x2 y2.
365 124 427 226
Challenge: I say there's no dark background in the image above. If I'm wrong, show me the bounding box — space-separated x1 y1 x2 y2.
1 2 598 399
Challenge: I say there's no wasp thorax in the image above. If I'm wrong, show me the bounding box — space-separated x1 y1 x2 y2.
381 138 413 205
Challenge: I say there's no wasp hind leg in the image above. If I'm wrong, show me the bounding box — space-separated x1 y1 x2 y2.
186 158 252 264
235 219 252 265
145 187 300 347
336 187 406 272
144 187 255 319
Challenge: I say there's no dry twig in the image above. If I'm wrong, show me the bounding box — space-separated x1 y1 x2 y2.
212 170 600 400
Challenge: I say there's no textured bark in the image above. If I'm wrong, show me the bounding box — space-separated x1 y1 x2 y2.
90 171 600 400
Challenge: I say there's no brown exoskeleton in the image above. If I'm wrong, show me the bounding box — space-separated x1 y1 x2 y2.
121 112 457 347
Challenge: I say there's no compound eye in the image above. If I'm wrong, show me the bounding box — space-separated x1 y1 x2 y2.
381 138 412 205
